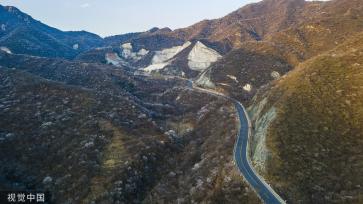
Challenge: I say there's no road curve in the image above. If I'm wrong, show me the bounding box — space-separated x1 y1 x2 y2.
190 83 285 204
234 101 285 204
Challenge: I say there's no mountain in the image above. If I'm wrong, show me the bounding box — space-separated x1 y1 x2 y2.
248 31 363 203
81 0 309 77
104 27 177 50
168 0 310 47
1 0 363 203
0 5 103 59
198 0 363 103
0 52 260 203
105 0 318 52
77 0 333 80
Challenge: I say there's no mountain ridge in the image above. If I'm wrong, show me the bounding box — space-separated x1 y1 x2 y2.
0 4 103 59
1 0 363 203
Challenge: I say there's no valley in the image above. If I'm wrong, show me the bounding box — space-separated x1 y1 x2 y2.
1 0 363 203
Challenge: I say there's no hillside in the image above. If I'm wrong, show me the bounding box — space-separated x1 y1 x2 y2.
78 0 325 79
0 67 169 203
0 50 260 203
107 0 322 52
248 31 363 203
198 0 363 104
79 0 363 94
0 5 103 59
1 0 363 203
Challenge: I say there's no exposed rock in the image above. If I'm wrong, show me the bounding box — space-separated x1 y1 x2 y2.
84 141 94 148
188 41 221 71
243 84 252 92
40 122 54 129
253 107 276 173
0 47 12 54
143 41 191 72
271 71 281 80
73 44 79 50
195 69 216 88
121 43 149 62
227 75 238 83
42 176 53 185
105 52 127 67
138 113 147 119
168 171 176 177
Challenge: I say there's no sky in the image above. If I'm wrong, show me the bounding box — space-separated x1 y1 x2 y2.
0 0 261 37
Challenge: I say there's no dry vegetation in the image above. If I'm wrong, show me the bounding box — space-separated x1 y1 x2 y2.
143 88 261 203
250 32 363 203
0 68 170 203
0 63 260 203
3 0 363 203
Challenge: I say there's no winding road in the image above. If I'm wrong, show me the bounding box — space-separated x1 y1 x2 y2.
234 101 285 204
188 81 285 204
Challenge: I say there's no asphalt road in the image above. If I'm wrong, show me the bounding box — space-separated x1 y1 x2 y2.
234 101 285 204
188 81 285 204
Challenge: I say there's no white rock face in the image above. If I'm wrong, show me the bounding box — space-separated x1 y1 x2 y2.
188 41 221 71
152 41 191 64
143 41 191 72
176 95 181 101
138 48 149 56
243 84 252 92
253 107 276 173
105 52 127 67
143 62 169 72
248 98 277 173
121 43 149 61
271 71 281 80
73 44 79 50
227 75 238 83
121 43 132 50
192 159 204 171
0 47 12 54
195 70 216 88
42 176 53 184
